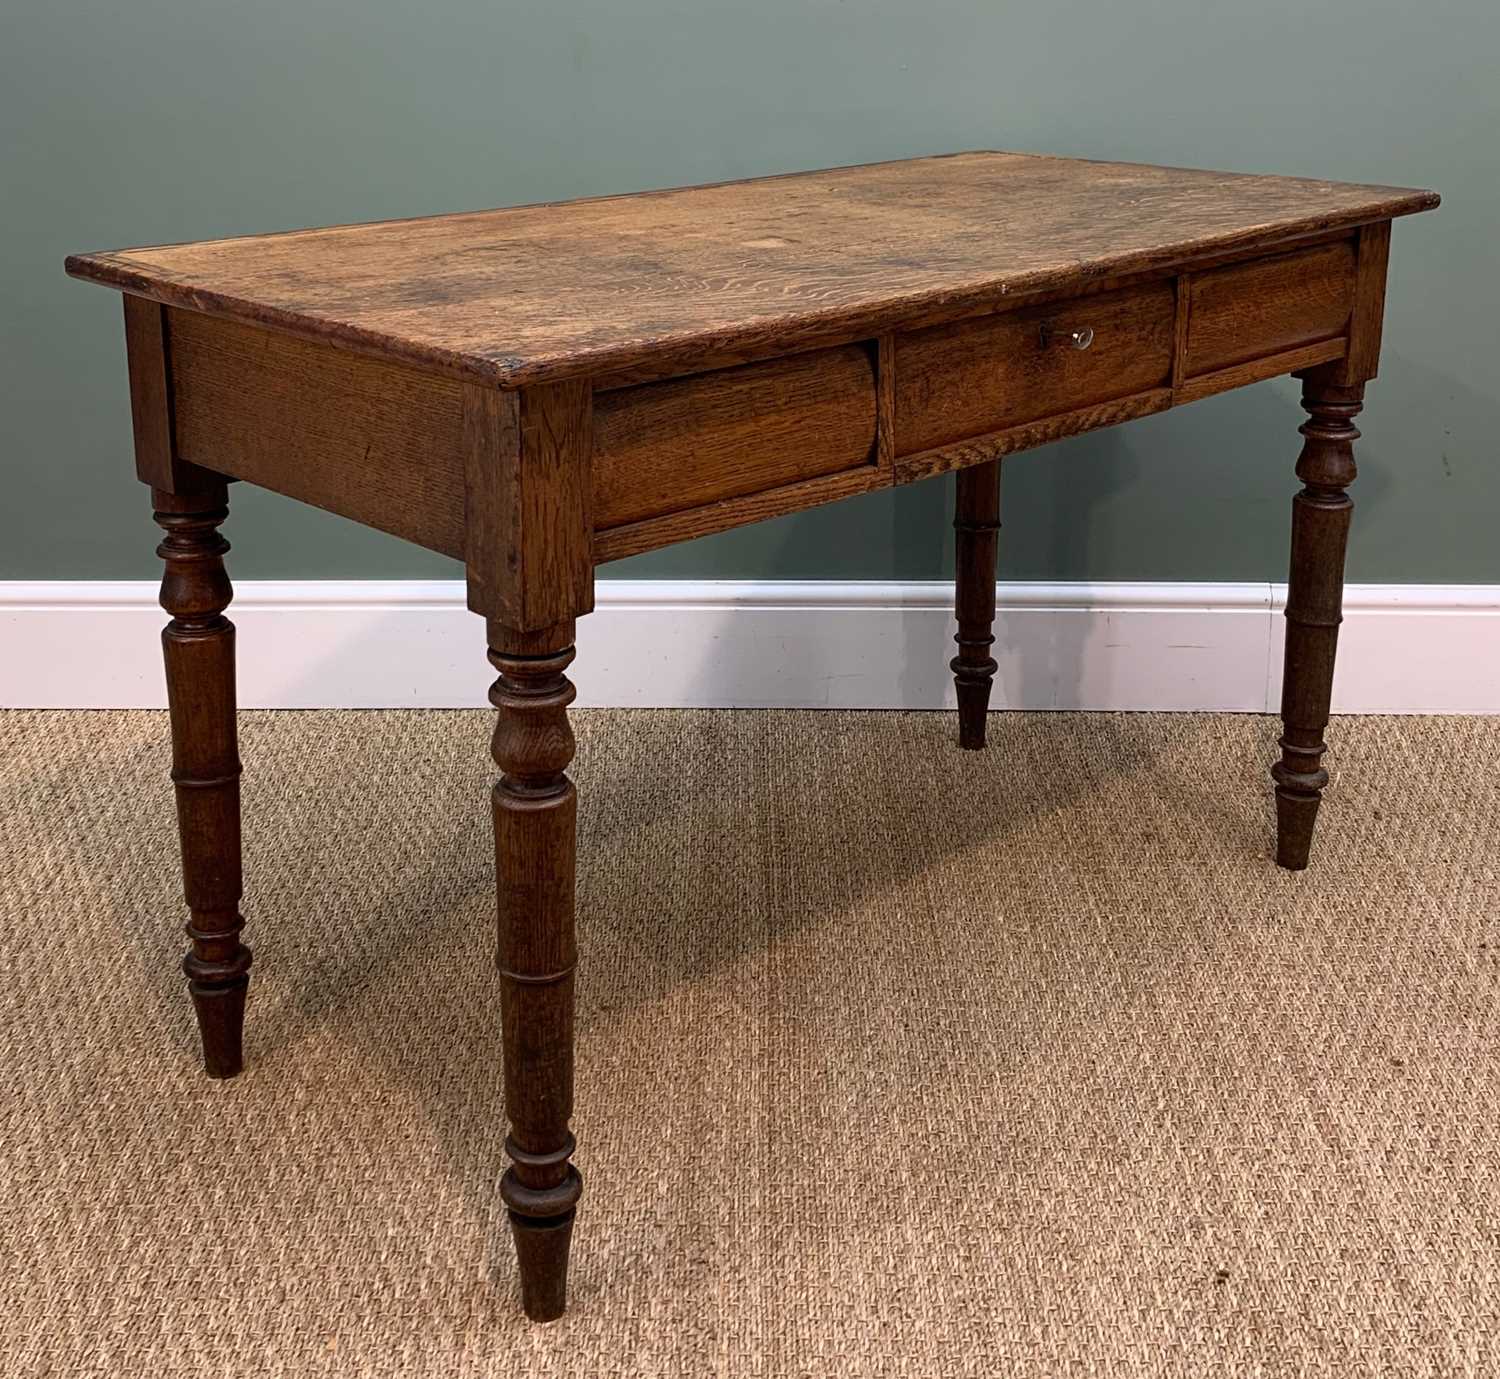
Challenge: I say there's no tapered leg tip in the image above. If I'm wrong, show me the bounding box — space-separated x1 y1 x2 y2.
1273 787 1319 871
190 978 249 1080
953 674 995 752
510 1209 576 1322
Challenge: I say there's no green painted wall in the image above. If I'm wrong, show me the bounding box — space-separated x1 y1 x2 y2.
5 1 1495 584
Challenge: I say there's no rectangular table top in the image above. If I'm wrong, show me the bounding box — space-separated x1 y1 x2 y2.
66 151 1437 389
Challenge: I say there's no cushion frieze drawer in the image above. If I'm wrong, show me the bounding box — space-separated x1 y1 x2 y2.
593 345 879 530
1184 240 1357 377
892 282 1176 456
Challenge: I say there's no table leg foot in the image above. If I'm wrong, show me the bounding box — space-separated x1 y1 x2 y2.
488 618 584 1321
506 1206 577 1322
1273 783 1322 872
952 459 1001 749
154 482 252 1078
187 975 250 1079
1272 369 1363 871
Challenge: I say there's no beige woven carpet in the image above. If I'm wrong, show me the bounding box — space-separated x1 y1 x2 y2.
2 709 1497 1377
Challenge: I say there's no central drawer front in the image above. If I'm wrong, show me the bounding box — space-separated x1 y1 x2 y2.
593 344 878 530
894 281 1176 455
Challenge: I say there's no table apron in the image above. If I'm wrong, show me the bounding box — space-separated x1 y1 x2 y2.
145 223 1389 593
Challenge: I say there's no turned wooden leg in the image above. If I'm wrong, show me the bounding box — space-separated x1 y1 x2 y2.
488 618 584 1322
153 482 252 1077
1272 371 1364 870
952 459 1002 749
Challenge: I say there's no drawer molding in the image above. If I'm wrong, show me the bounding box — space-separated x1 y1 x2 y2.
594 464 887 564
1174 339 1348 406
894 388 1173 485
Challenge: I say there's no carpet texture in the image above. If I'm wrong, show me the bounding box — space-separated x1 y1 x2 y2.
1 708 1497 1377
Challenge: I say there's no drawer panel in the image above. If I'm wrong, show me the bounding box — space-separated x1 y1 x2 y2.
170 308 466 557
894 281 1176 455
1186 240 1356 377
593 345 878 529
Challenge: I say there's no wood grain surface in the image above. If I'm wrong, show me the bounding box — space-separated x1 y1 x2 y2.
123 298 179 490
894 281 1175 454
593 344 876 528
66 152 1438 388
151 481 252 1080
1273 369 1365 870
464 381 594 628
169 307 466 555
1334 221 1394 385
486 618 585 1319
1184 241 1356 377
951 459 1002 750
592 465 887 564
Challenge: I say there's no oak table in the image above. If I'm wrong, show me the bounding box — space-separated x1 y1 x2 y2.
66 152 1439 1321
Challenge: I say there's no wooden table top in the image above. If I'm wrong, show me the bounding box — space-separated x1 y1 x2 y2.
66 151 1437 389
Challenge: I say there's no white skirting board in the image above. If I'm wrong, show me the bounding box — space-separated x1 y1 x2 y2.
1 580 1496 712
